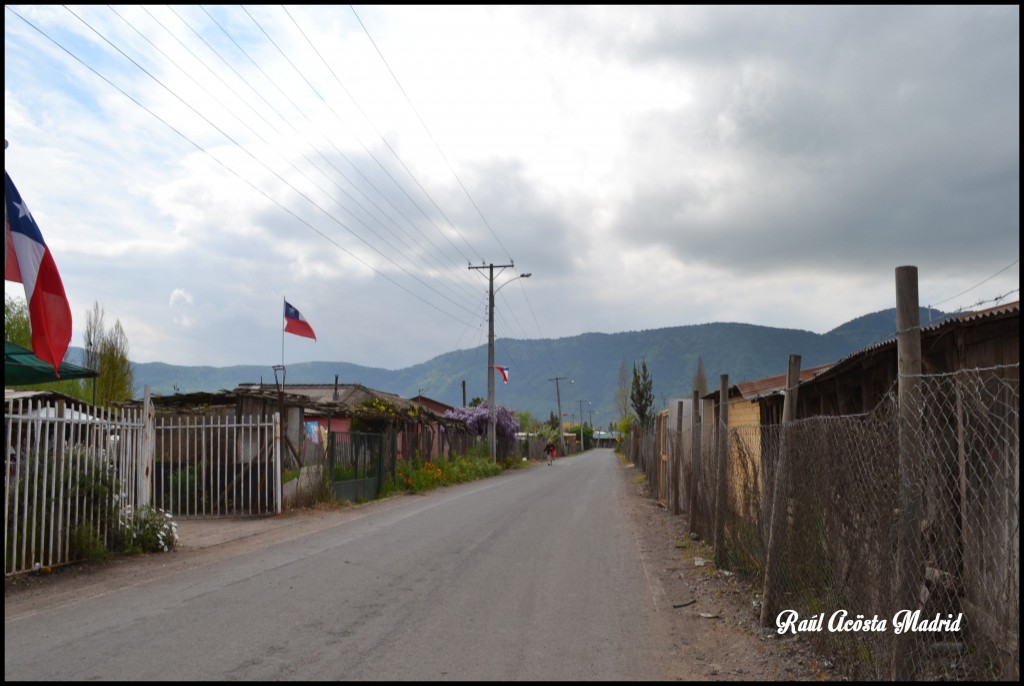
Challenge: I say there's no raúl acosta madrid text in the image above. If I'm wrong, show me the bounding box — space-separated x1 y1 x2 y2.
776 609 963 635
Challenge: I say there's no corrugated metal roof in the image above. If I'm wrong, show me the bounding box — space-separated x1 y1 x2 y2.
734 363 834 401
685 301 1018 405
826 300 1019 369
140 382 448 421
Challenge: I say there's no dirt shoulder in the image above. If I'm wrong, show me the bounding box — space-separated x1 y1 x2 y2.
618 460 835 681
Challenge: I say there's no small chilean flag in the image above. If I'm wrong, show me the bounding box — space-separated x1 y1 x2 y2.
496 366 509 384
5 171 73 377
283 300 316 340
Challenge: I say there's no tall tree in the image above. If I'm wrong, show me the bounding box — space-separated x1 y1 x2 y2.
84 301 135 405
693 355 709 396
630 359 655 427
615 358 631 422
83 301 105 373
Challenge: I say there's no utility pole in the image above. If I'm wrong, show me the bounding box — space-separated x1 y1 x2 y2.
469 262 515 461
577 399 588 451
549 376 571 456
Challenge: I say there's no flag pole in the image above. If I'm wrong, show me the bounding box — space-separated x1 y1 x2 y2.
3 140 7 277
281 296 286 369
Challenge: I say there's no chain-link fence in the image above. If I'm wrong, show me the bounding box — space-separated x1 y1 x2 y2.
637 364 1018 680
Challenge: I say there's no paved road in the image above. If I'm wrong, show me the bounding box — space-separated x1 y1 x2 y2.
5 449 667 680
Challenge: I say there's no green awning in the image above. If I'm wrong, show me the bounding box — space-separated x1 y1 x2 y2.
4 341 99 386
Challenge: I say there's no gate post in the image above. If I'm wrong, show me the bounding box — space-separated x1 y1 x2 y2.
139 386 154 507
273 411 282 514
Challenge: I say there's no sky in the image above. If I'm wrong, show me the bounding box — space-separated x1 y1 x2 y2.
4 5 1020 376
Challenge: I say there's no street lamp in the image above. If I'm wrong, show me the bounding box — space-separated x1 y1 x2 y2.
473 266 531 461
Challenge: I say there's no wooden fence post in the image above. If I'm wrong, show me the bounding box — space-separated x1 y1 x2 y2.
760 354 801 627
714 374 729 568
672 399 684 515
688 389 701 537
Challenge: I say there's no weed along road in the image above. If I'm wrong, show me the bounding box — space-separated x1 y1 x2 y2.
5 449 670 681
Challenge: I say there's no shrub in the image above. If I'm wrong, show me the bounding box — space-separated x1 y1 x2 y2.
117 504 179 554
393 453 502 494
69 524 108 563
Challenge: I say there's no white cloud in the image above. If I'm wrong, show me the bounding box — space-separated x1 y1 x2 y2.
169 288 193 307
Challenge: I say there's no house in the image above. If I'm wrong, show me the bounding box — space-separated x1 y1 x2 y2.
765 300 1019 419
672 364 832 527
234 382 472 463
409 394 457 416
591 430 619 448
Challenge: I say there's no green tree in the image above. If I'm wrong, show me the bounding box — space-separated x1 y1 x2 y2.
4 294 88 399
4 294 32 347
516 410 543 433
615 358 632 423
84 301 135 405
630 359 655 428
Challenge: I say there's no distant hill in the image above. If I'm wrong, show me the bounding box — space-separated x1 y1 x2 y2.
83 306 945 428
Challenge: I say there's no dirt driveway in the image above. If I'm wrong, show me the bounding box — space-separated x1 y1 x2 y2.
6 462 833 681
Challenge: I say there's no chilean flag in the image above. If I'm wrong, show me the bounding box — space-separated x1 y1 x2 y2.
283 300 316 340
496 365 509 384
5 171 72 377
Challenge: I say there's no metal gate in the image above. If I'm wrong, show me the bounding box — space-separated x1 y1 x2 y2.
6 394 283 575
328 431 387 502
151 413 281 517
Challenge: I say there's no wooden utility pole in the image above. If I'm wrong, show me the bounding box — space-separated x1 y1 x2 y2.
469 262 515 461
549 376 570 456
760 354 801 627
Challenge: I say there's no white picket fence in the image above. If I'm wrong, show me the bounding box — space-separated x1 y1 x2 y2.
5 393 280 575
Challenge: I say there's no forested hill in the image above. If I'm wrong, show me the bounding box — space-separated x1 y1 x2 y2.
117 307 944 426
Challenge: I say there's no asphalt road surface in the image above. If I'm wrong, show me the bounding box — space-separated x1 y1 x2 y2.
5 449 670 681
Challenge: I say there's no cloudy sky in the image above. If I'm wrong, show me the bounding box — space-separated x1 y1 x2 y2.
4 5 1019 374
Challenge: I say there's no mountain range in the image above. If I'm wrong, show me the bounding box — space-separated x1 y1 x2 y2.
82 307 947 429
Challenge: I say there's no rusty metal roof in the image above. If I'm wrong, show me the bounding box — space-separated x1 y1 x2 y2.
133 382 456 424
733 363 834 401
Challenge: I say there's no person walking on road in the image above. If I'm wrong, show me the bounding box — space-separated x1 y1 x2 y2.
544 440 556 465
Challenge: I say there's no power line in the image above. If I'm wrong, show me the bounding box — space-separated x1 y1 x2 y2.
929 258 1019 307
348 5 506 264
8 5 479 328
277 5 484 267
